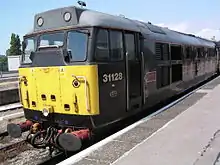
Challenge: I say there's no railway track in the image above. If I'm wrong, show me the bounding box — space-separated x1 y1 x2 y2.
0 104 62 165
0 103 26 163
0 74 218 165
0 140 29 163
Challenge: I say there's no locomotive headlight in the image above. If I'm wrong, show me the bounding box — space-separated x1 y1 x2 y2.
64 12 71 22
42 108 49 117
37 17 44 27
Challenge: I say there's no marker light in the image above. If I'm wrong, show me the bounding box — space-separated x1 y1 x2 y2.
37 17 44 27
64 12 71 22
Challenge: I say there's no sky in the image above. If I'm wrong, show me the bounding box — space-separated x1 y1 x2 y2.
0 0 220 55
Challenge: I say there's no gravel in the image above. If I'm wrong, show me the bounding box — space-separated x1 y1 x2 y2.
0 116 25 133
2 148 50 165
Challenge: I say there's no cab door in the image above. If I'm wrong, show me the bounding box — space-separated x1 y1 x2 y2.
124 32 142 111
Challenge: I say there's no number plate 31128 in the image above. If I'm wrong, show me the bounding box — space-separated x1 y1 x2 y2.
102 73 123 83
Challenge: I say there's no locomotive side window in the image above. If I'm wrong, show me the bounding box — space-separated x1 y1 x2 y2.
204 48 208 58
125 33 136 60
67 31 88 62
171 45 182 60
197 48 201 58
110 30 123 61
95 29 109 61
191 47 197 59
209 48 215 57
200 47 205 58
185 47 190 59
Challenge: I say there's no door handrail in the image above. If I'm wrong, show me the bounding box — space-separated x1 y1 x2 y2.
125 52 129 110
141 52 146 104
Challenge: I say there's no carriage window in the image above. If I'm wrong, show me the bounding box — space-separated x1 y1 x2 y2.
95 29 109 61
67 31 87 62
110 30 123 61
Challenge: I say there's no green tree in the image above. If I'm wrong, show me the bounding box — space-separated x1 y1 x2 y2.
15 35 22 55
6 49 10 56
7 33 22 56
0 56 8 71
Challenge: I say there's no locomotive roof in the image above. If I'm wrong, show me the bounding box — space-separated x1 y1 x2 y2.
31 5 215 48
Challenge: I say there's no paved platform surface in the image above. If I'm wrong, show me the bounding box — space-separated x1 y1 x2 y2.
59 76 220 165
113 79 220 165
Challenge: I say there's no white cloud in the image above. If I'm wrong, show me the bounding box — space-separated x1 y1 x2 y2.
155 22 220 41
195 28 220 41
156 22 190 33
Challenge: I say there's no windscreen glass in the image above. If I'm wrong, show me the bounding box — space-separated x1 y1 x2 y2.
39 32 64 47
21 37 36 64
67 31 88 62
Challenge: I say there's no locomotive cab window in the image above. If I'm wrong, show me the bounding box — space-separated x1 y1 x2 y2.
39 32 64 47
67 31 88 62
21 37 36 64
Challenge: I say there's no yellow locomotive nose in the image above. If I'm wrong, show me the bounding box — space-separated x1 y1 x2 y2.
18 65 100 118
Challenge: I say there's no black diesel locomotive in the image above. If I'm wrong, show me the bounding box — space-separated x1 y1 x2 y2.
7 5 220 152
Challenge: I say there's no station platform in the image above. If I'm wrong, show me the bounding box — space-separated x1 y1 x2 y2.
0 81 19 105
58 76 220 165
